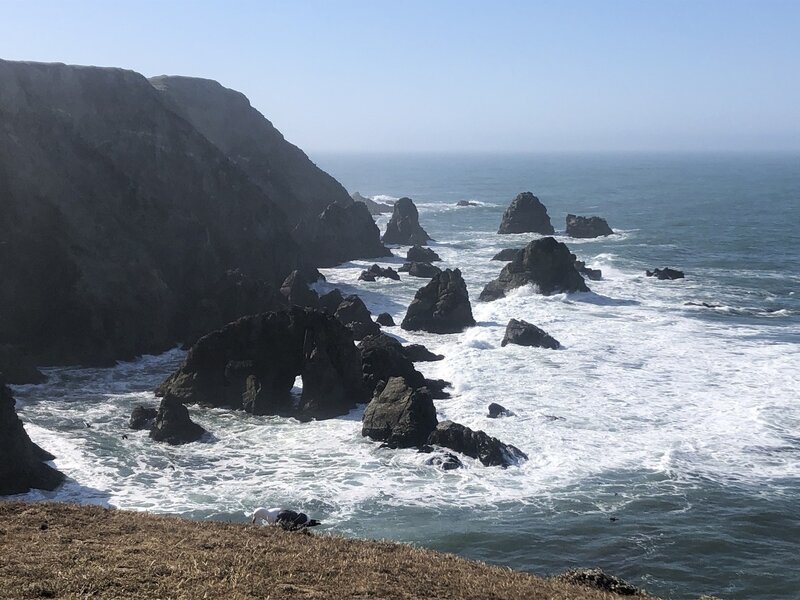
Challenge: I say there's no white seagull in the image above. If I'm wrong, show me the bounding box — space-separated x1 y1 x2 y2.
251 507 321 530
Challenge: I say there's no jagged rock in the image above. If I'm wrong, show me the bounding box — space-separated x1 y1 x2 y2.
0 379 64 495
359 264 400 281
403 344 444 362
566 214 614 238
492 248 522 262
497 192 555 235
0 345 46 385
647 267 685 280
318 289 345 314
407 246 441 262
362 377 437 448
556 569 645 596
280 270 319 308
456 200 478 207
358 334 425 394
422 378 452 400
425 452 463 470
149 395 207 445
501 319 561 349
129 406 158 430
335 296 380 340
401 269 476 334
158 308 368 419
427 421 528 467
572 256 602 281
487 403 515 418
400 262 442 278
382 198 432 245
376 313 395 327
352 191 392 215
480 237 589 301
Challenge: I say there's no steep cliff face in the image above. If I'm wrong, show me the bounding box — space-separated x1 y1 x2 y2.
0 60 300 365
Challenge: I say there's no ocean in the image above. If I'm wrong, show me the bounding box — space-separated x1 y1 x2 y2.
11 152 800 599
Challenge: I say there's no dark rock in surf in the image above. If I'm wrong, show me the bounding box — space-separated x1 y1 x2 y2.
358 333 425 393
566 214 614 238
492 248 522 262
422 378 452 400
335 295 380 340
572 256 602 281
403 344 444 362
487 402 515 418
149 395 207 445
556 568 645 596
456 200 478 207
359 264 400 282
0 345 46 385
352 191 392 215
501 319 561 349
497 192 554 235
480 237 589 301
400 262 442 278
376 313 395 327
0 379 64 495
382 198 432 246
401 269 476 334
129 405 159 430
361 377 438 448
427 421 528 468
425 452 463 470
407 245 441 263
646 267 685 280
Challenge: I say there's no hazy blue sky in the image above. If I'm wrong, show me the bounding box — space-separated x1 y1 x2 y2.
2 0 798 152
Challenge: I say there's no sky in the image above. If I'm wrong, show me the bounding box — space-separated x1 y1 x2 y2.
1 0 799 153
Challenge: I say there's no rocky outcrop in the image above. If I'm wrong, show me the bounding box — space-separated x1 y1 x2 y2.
382 198 432 245
501 319 561 349
647 267 685 280
497 192 555 235
157 308 368 420
480 237 589 300
358 334 426 393
352 192 392 215
492 248 522 262
424 451 463 470
361 377 437 448
487 403 515 418
376 313 395 327
0 345 45 385
407 246 441 263
566 214 614 238
358 264 400 282
129 405 158 430
556 569 645 596
399 262 442 278
403 344 444 362
335 296 380 340
318 289 344 314
572 256 602 281
0 379 64 495
427 421 527 467
149 395 207 445
456 200 478 207
401 269 476 334
280 270 319 308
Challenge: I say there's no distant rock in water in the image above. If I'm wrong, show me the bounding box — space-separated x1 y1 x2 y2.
382 198 432 245
425 452 463 470
501 319 561 349
376 313 395 327
358 264 400 282
403 344 444 362
335 295 381 340
129 405 158 430
647 267 685 280
407 245 441 263
352 191 392 215
480 237 589 301
0 345 46 385
456 200 478 207
572 255 602 281
399 262 442 278
362 377 438 448
487 403 515 418
427 421 528 467
497 192 555 235
556 568 645 596
149 395 207 445
565 214 614 238
492 248 522 262
157 308 368 420
401 269 476 334
1 379 64 495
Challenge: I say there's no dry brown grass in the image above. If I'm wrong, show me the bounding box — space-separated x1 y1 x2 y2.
0 502 657 599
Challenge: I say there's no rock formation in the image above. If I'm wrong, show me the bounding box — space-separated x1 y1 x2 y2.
335 296 381 340
497 192 555 235
565 214 614 238
403 344 444 362
352 192 392 215
492 248 522 262
572 256 602 281
157 308 368 420
427 421 528 468
358 334 426 393
401 269 476 334
456 200 478 207
487 403 515 418
399 262 442 278
480 237 589 300
501 319 561 349
149 395 207 445
129 405 158 430
382 198 432 245
318 289 345 314
0 345 46 385
407 245 441 263
647 267 685 280
280 270 320 308
361 377 438 448
376 313 395 327
358 264 401 282
0 379 64 495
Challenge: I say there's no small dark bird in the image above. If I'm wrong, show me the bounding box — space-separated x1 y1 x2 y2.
609 517 618 522
121 434 129 440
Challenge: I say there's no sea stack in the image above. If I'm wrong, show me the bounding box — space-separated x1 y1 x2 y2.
565 214 613 238
382 198 432 245
497 192 555 235
401 269 476 334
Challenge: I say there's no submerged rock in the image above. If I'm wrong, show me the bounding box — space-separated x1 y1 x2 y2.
566 214 614 238
401 269 476 334
491 248 522 262
362 377 438 448
501 319 561 349
480 237 589 301
335 295 381 340
149 395 207 445
129 405 158 430
382 197 432 245
376 313 395 327
425 452 463 470
487 402 515 418
556 568 645 596
646 267 685 280
497 192 555 235
407 245 441 262
358 264 400 281
427 421 528 467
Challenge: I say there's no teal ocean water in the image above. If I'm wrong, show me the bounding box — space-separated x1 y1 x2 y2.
11 153 800 599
